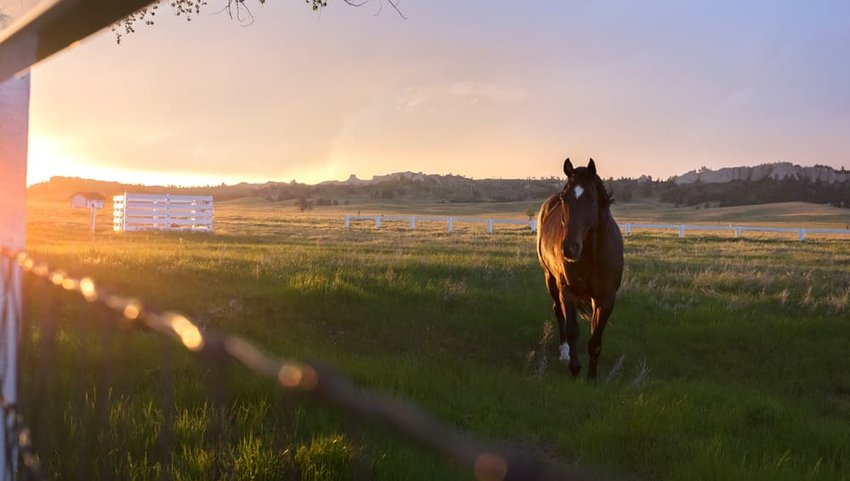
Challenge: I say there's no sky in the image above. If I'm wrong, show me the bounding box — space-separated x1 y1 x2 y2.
24 0 850 186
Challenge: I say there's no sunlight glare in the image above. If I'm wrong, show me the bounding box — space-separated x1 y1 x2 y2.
26 134 83 186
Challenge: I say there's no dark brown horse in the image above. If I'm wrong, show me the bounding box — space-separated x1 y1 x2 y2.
537 158 623 379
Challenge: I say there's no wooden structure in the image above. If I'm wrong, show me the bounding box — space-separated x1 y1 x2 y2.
113 193 214 232
69 192 105 209
70 193 105 233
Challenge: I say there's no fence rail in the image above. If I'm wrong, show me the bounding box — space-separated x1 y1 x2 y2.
621 222 850 241
0 246 607 481
343 216 850 241
113 193 214 232
344 215 537 233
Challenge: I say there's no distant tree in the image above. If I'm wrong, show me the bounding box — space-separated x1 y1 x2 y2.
295 196 313 213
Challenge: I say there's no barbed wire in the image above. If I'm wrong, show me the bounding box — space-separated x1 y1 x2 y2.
0 245 612 481
0 397 44 481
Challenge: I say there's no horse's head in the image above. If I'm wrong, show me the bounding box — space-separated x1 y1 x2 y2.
558 157 611 262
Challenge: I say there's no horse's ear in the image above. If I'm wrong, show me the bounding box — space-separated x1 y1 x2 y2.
588 158 597 176
563 158 574 177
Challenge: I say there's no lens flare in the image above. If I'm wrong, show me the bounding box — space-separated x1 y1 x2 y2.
123 301 142 320
49 271 65 285
166 313 205 351
473 452 508 481
61 278 78 291
80 277 97 301
32 263 49 277
278 363 318 390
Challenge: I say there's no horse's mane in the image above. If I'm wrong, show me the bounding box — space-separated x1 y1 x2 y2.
595 177 614 210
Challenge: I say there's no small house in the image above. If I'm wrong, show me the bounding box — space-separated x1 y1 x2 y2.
70 192 105 209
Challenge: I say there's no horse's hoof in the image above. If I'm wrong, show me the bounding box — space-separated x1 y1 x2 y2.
569 365 581 378
559 343 571 364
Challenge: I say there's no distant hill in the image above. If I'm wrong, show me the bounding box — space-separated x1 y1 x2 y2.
673 163 849 185
611 162 850 209
27 176 257 202
254 172 562 205
28 162 850 210
28 173 563 205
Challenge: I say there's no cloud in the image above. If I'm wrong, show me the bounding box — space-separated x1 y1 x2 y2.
397 80 527 113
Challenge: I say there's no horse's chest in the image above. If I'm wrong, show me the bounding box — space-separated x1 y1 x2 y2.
563 261 594 294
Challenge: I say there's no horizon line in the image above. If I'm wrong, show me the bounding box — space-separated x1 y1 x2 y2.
28 160 850 189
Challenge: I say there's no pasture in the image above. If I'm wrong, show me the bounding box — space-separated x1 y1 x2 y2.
18 199 850 480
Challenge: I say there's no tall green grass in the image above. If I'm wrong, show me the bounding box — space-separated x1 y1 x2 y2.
17 202 850 480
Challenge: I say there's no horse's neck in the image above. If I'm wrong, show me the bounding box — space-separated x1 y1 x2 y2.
590 208 612 256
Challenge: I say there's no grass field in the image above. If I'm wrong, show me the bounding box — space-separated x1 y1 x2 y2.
16 199 850 480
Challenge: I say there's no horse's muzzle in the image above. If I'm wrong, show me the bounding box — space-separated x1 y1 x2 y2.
563 241 582 262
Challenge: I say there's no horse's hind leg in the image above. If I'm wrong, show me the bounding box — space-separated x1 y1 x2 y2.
587 295 615 380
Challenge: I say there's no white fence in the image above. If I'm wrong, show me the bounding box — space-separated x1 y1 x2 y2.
621 223 850 241
343 216 850 241
344 215 537 233
113 193 213 232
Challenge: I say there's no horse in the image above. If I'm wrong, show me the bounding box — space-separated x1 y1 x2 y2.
536 158 623 379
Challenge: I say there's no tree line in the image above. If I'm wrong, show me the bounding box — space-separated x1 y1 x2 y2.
608 177 850 209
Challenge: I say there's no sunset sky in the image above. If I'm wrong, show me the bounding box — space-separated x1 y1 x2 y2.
25 0 850 186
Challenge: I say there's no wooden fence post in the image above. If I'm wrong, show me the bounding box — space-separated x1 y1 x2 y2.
0 74 29 480
89 205 97 234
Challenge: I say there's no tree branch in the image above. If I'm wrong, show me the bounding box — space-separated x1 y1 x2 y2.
114 0 404 43
343 0 407 20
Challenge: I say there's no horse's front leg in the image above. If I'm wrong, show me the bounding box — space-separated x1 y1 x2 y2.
587 295 615 380
559 291 581 377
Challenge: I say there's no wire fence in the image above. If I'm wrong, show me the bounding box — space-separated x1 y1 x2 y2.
0 246 612 481
0 396 43 481
342 215 850 241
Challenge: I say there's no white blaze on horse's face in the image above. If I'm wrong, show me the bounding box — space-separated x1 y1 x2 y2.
574 185 584 200
559 342 570 363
